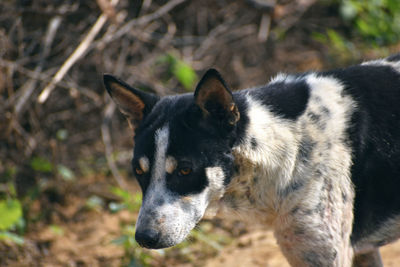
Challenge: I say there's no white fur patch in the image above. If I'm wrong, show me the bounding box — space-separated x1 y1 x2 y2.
153 125 169 181
362 58 400 73
269 73 307 85
305 74 355 141
234 95 298 190
205 166 225 196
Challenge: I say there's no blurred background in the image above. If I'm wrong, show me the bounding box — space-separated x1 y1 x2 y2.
1 0 400 266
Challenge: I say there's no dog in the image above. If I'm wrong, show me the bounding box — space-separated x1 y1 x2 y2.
103 54 400 267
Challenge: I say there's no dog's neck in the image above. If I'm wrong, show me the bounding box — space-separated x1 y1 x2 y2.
213 95 301 225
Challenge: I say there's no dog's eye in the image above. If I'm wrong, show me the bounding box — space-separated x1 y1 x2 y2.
178 167 192 176
135 167 144 176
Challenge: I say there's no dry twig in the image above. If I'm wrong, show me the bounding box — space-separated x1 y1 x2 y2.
14 16 61 115
95 0 187 49
101 102 127 188
37 0 119 103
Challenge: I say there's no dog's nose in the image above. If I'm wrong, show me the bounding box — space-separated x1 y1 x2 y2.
135 228 160 248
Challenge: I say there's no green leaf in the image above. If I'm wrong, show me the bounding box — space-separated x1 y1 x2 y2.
30 157 53 172
172 60 197 90
57 165 75 181
7 183 17 198
108 202 126 213
109 187 142 212
311 31 328 43
56 129 68 141
111 235 128 245
339 0 400 45
110 187 131 203
127 258 144 267
0 200 23 231
0 231 24 245
86 195 104 210
157 53 197 90
49 225 64 236
340 1 357 20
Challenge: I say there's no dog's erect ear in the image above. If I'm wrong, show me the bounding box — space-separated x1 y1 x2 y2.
194 69 240 125
103 74 159 129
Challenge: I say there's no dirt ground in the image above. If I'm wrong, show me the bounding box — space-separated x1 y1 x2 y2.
206 230 400 267
4 211 400 267
2 174 400 267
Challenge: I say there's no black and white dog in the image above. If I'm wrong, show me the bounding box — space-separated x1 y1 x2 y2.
104 54 400 267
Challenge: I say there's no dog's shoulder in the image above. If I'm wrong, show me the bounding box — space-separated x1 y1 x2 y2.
245 73 310 120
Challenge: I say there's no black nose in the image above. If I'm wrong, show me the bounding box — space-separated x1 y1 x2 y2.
135 228 160 248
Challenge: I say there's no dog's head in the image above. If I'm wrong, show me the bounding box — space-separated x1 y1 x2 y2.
103 69 245 249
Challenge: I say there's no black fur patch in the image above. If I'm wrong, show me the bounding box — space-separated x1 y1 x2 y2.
280 179 305 197
386 53 400 62
250 138 258 149
298 136 315 163
303 251 325 266
164 155 209 196
249 79 310 120
303 249 337 266
320 106 330 116
307 111 321 123
325 64 400 244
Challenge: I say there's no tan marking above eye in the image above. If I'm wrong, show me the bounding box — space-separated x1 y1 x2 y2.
165 156 177 174
139 157 150 173
182 196 192 202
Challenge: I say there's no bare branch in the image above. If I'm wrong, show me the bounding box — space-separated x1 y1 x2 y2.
37 0 119 104
101 102 127 188
95 0 187 49
258 13 271 42
14 16 62 115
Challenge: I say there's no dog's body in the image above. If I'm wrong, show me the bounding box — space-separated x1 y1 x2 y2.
104 54 400 266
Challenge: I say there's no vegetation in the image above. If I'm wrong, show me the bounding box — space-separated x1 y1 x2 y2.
339 0 400 45
1 0 400 265
0 195 24 245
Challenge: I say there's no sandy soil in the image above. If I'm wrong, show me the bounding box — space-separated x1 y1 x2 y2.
205 230 400 267
2 175 400 266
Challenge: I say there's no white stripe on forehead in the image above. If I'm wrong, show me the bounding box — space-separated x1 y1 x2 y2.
153 125 170 181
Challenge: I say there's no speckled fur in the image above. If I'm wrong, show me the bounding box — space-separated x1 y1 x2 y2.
215 74 356 266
